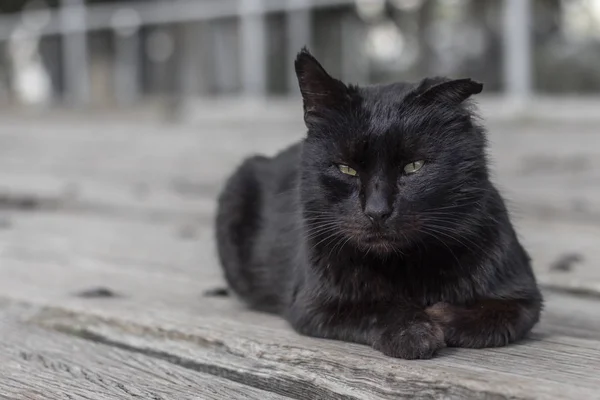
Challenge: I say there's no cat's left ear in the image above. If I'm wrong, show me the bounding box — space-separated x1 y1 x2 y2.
295 47 350 123
417 78 483 104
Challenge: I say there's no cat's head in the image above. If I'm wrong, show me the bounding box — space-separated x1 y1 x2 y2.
295 48 489 254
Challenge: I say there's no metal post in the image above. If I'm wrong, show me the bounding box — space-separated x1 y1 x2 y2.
111 8 141 106
240 0 267 97
59 0 90 106
286 0 312 94
502 0 532 101
179 22 201 98
213 20 239 94
341 13 369 85
195 22 216 96
114 32 140 106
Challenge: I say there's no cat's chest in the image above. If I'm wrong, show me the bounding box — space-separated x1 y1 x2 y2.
330 259 479 306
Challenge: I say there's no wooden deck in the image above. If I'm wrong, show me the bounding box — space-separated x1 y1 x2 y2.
1 105 600 399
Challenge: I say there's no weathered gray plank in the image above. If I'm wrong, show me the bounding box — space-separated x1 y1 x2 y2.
1 117 599 223
15 295 600 400
2 231 597 339
486 121 600 223
1 234 600 400
0 112 599 399
0 119 297 218
0 170 217 220
539 292 600 341
0 210 216 275
2 206 599 337
0 257 216 311
2 209 599 296
0 310 289 400
517 219 600 295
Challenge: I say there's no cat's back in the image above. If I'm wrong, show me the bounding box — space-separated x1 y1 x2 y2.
215 142 302 311
265 141 303 195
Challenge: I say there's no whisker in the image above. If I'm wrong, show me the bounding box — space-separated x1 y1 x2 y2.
421 224 489 257
418 228 463 269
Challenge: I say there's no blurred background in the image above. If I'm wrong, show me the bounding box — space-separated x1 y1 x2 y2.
2 0 600 111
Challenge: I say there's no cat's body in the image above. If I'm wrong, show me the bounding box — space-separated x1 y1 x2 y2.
215 49 542 359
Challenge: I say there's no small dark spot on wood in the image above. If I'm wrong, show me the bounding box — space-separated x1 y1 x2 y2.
550 252 583 272
203 287 229 297
75 287 121 299
0 194 42 210
20 198 40 209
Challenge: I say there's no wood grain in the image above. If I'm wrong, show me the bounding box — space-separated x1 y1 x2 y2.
0 310 290 400
1 247 600 400
15 296 600 400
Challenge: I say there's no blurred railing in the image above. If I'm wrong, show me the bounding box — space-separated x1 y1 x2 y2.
0 0 532 108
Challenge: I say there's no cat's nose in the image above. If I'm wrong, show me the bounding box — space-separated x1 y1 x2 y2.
364 203 392 224
364 180 392 224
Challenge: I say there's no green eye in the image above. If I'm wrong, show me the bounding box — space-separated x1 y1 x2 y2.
404 160 424 174
338 164 358 176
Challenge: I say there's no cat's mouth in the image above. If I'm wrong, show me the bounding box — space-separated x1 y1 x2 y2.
343 221 412 252
356 231 404 251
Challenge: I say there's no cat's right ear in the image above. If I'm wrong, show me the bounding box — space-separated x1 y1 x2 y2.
295 48 349 124
416 77 483 105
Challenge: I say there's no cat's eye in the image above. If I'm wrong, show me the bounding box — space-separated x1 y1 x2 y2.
404 160 424 174
338 164 358 176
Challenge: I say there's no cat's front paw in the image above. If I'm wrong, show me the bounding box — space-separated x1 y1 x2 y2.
373 320 445 359
425 301 535 348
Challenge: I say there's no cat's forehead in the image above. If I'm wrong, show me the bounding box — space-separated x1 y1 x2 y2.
357 82 417 110
353 83 429 139
353 82 459 138
356 83 425 131
329 84 462 161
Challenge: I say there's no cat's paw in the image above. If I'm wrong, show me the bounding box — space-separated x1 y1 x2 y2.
373 320 445 359
425 301 531 348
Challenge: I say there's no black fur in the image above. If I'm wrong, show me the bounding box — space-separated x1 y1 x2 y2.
215 48 542 359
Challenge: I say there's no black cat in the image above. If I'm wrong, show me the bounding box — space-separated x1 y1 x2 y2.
215 48 542 359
